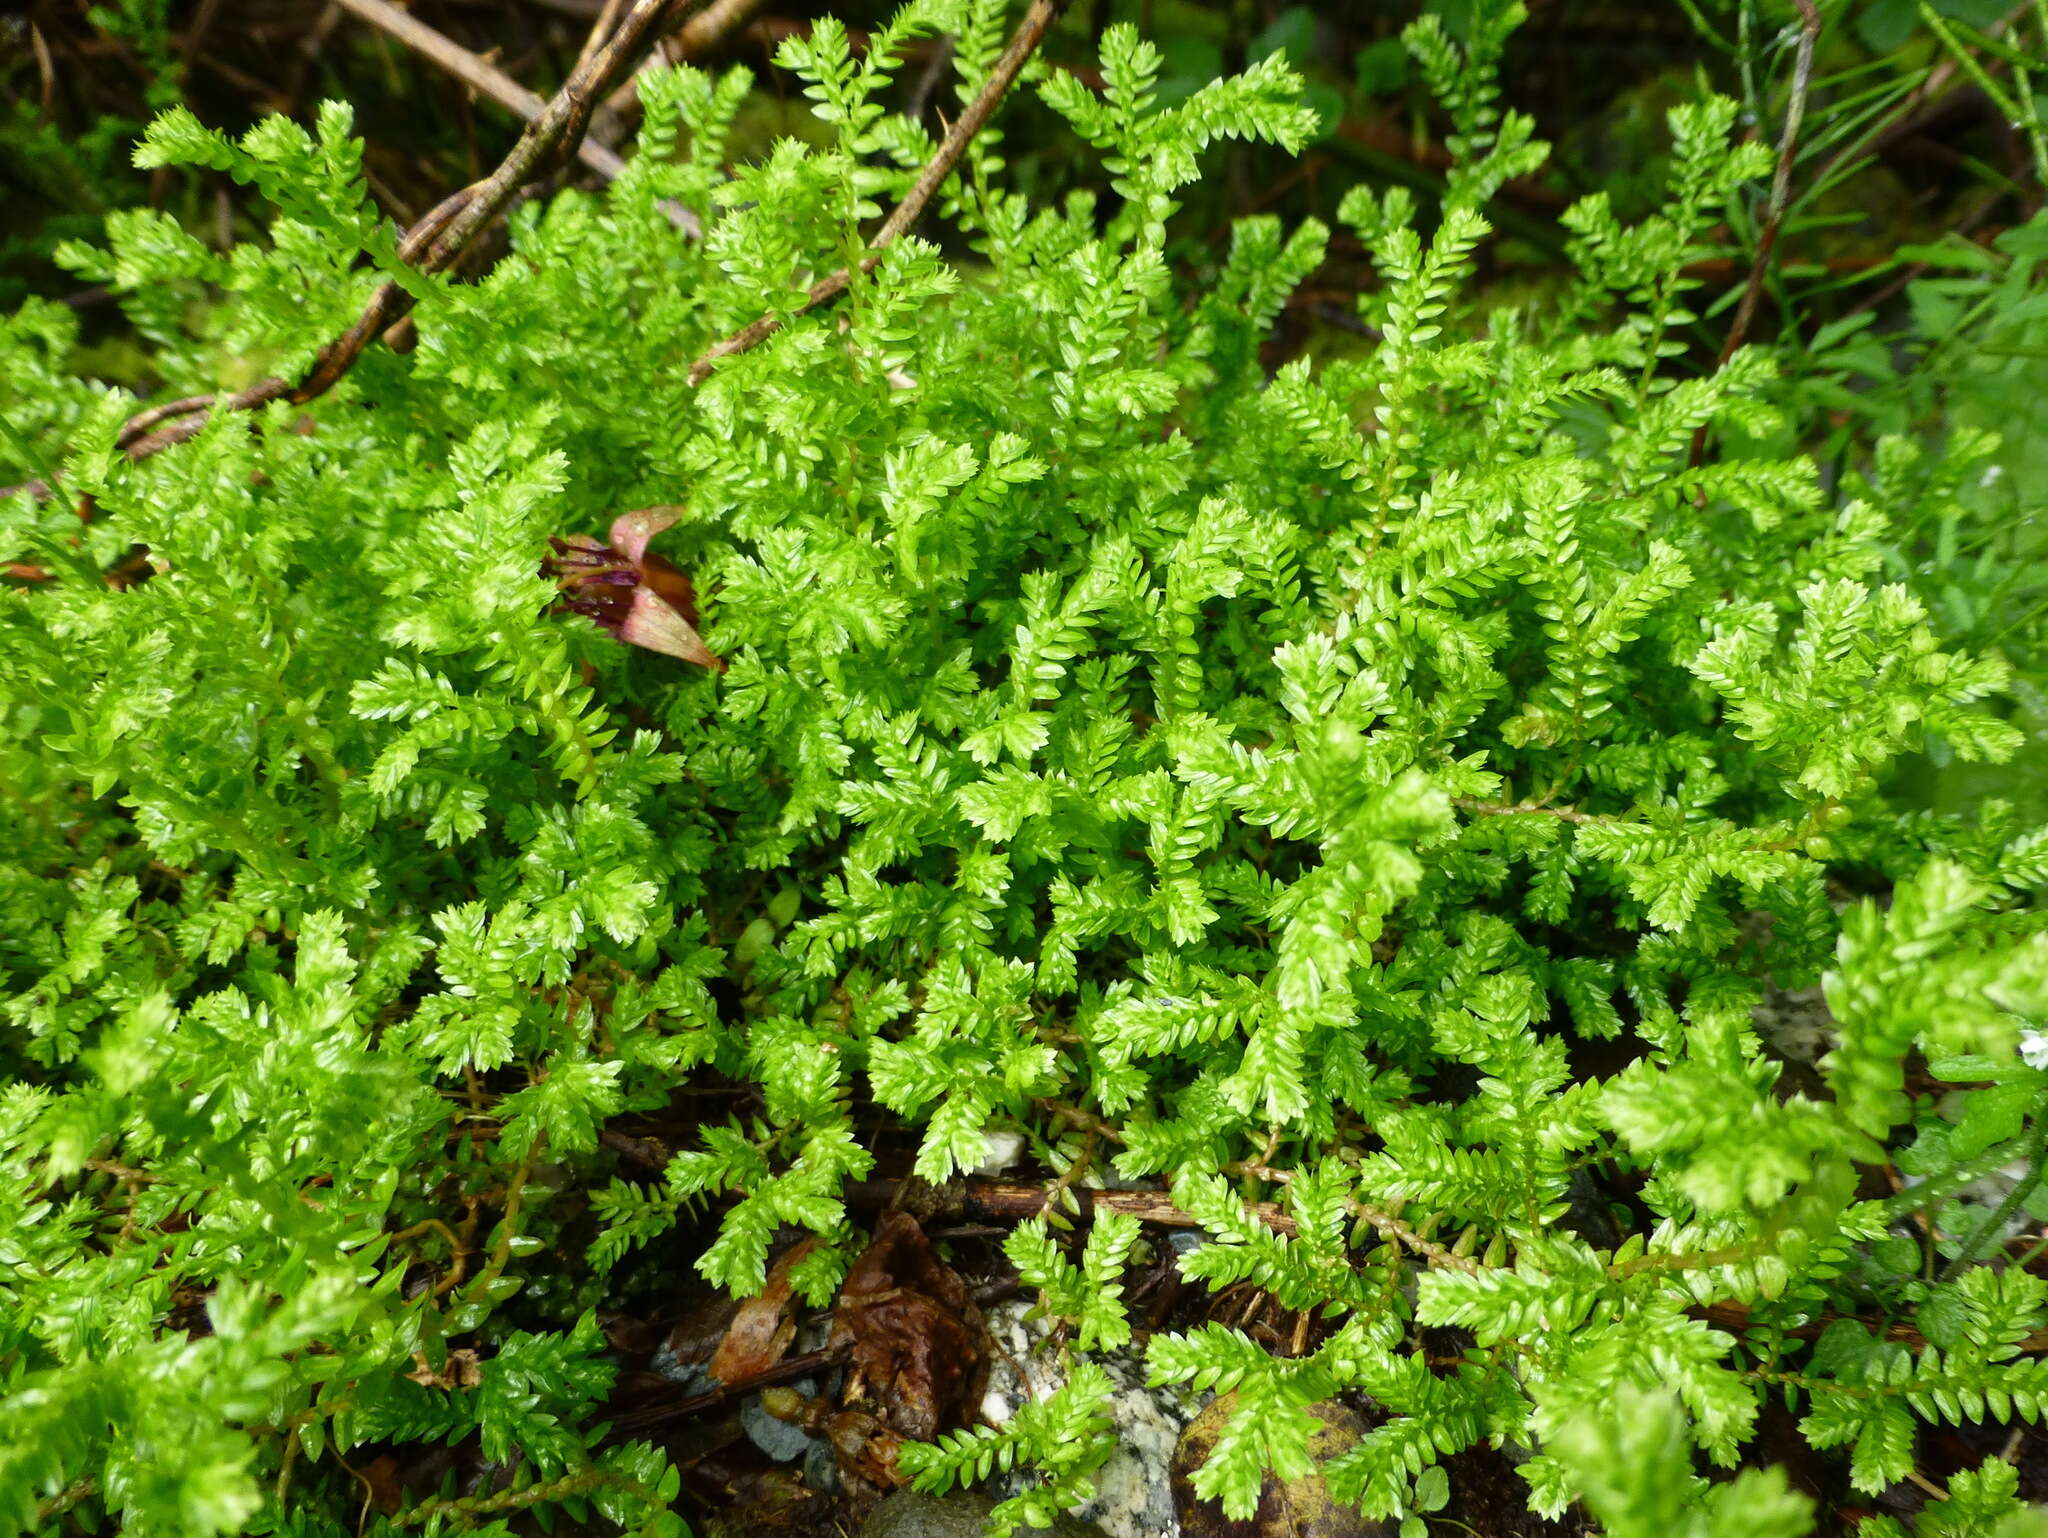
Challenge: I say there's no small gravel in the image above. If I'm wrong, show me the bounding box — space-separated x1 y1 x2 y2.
980 1298 1200 1538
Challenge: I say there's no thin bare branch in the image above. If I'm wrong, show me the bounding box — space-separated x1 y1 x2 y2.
1689 0 1821 473
597 0 771 126
114 185 477 461
115 394 232 451
575 0 634 71
36 1477 96 1527
1718 0 1823 369
17 0 707 496
419 0 699 270
846 1176 1301 1236
686 0 1067 385
602 1346 853 1439
29 22 56 120
336 0 627 178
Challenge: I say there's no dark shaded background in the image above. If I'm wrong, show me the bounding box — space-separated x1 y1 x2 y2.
2 0 2032 358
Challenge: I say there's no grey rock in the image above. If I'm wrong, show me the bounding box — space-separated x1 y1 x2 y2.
860 1491 1110 1538
648 1345 717 1394
742 1380 819 1462
803 1434 841 1493
979 1300 1197 1538
972 1128 1028 1176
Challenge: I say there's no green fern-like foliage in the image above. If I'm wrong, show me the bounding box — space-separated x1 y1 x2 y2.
2 1 2045 1535
899 1359 1117 1536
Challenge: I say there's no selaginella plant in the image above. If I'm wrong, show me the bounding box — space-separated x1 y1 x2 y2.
4 1 2047 1534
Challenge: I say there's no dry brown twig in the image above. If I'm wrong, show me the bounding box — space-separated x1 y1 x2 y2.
35 1477 96 1528
576 0 635 71
114 181 478 461
29 22 58 120
596 0 781 127
602 1346 853 1439
859 1178 1302 1237
1688 0 1821 474
24 0 712 492
1717 0 1824 371
409 0 690 275
335 0 628 178
10 0 1040 504
685 0 1068 385
373 0 766 356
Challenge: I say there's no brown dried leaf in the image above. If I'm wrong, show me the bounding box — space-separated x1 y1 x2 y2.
544 506 725 671
666 1288 745 1366
404 1347 483 1391
710 1236 818 1384
598 1310 664 1358
699 1467 847 1538
822 1404 905 1498
360 1454 404 1518
758 1387 907 1498
829 1211 986 1443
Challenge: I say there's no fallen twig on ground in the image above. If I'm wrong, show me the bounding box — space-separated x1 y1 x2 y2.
842 1177 1299 1236
602 1346 852 1438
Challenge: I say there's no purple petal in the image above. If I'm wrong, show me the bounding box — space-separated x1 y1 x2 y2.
617 587 725 671
608 505 684 566
561 588 631 630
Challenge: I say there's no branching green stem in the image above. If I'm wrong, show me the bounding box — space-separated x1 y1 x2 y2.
1938 1108 2048 1284
396 1466 665 1527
